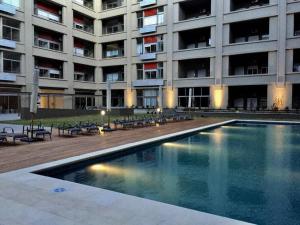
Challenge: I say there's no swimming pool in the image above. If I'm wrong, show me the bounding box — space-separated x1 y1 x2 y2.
39 122 300 225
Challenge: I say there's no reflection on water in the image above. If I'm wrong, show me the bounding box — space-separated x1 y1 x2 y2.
55 124 300 225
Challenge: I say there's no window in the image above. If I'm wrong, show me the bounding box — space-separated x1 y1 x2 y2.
35 37 61 51
137 64 143 80
178 87 210 108
38 67 61 79
3 51 21 73
2 0 20 8
137 89 158 108
36 8 60 22
2 18 20 42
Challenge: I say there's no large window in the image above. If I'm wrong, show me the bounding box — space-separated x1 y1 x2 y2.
136 35 164 55
137 89 158 108
2 18 20 42
137 7 164 28
178 87 210 108
3 51 21 73
137 62 163 80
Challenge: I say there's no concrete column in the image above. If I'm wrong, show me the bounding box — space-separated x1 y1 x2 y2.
268 51 277 75
126 1 132 104
269 17 278 41
166 0 174 96
173 3 179 22
210 57 215 77
173 61 178 79
223 24 230 45
287 14 294 38
0 51 3 72
277 0 287 84
215 0 224 85
0 17 3 38
211 0 217 15
222 56 229 77
286 49 294 74
173 32 179 51
24 0 34 92
223 0 230 14
210 26 216 47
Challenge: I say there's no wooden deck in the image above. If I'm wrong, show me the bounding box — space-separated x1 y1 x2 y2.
0 118 225 173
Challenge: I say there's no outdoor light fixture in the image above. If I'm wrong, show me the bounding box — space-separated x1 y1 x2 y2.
156 108 161 113
101 110 106 116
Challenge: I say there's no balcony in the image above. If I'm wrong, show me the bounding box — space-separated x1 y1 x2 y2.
178 58 210 78
0 1 16 14
73 0 93 10
230 0 269 11
103 66 124 82
74 63 95 82
178 0 211 21
179 27 211 50
74 38 94 58
0 72 16 81
103 41 124 58
102 16 124 34
0 39 16 48
133 79 163 87
230 18 269 44
35 57 63 79
139 0 156 8
73 11 94 34
34 27 63 51
229 52 269 76
102 0 124 10
139 53 157 61
139 25 157 34
34 0 62 23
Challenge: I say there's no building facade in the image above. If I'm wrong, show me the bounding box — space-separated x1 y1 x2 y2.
0 0 300 113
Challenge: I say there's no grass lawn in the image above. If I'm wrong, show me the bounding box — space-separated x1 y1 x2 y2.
2 114 156 127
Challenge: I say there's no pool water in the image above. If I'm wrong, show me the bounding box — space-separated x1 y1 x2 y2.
49 123 300 225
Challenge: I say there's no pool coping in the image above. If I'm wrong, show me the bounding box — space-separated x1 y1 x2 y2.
2 119 299 225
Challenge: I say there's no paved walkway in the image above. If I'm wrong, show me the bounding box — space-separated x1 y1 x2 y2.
0 118 225 173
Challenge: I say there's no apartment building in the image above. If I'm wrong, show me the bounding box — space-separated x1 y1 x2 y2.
0 0 300 113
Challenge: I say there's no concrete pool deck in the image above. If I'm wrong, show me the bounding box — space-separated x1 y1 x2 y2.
0 119 255 225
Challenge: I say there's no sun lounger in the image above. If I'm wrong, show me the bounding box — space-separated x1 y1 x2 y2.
58 124 82 136
2 127 29 144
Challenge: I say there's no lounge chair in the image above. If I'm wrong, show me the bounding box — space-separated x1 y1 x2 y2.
58 124 82 136
2 127 29 144
0 133 7 143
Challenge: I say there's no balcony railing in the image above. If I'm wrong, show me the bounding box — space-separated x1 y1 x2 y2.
34 8 62 23
0 38 16 48
0 0 16 14
104 72 124 82
34 37 63 51
74 72 95 82
139 0 156 7
38 68 63 79
103 24 124 34
73 22 94 34
102 0 123 10
74 47 94 58
230 66 269 76
104 49 124 58
73 0 93 9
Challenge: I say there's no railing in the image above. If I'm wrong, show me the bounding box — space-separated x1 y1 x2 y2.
179 71 211 79
73 0 93 9
102 0 123 10
103 24 124 34
34 37 63 51
104 49 124 58
73 22 94 34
